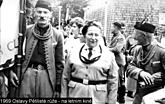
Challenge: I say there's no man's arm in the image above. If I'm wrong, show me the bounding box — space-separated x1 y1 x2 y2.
109 35 125 53
126 46 154 85
126 61 143 80
61 56 71 97
126 47 143 80
55 31 65 93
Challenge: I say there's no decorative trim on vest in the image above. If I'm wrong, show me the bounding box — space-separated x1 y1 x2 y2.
139 45 156 66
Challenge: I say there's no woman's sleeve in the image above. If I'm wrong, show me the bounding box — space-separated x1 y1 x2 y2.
107 53 119 104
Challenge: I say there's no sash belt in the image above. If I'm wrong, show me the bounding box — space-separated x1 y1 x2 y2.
28 63 47 70
71 76 107 85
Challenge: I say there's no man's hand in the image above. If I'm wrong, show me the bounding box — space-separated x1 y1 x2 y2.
53 84 61 98
53 91 60 98
139 71 154 86
10 70 19 87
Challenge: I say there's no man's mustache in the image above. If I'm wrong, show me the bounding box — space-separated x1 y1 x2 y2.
38 16 47 20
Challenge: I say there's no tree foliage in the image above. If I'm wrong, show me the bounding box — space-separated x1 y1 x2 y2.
26 0 90 25
59 0 89 19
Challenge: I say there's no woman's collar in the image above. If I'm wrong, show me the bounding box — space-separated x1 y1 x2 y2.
83 44 100 52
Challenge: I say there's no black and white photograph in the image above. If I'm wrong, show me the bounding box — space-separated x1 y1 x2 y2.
0 0 165 104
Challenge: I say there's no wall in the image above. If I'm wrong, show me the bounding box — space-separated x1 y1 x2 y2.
85 0 160 43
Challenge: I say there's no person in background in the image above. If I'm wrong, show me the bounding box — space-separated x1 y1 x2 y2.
125 35 138 98
63 19 71 41
120 22 127 38
108 22 126 104
151 27 165 48
159 27 165 47
64 17 85 59
9 0 64 97
61 21 119 104
126 22 165 104
70 17 84 39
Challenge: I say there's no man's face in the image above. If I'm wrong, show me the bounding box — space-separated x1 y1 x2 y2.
121 27 126 34
34 7 52 27
112 25 119 34
133 30 146 45
85 26 102 48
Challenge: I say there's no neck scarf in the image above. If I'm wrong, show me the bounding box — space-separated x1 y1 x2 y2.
139 45 156 66
32 23 52 40
79 44 102 64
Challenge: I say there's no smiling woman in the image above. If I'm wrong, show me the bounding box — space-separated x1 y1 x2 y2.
82 21 102 48
61 20 119 104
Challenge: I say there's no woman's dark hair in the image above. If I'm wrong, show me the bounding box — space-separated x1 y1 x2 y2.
70 17 84 28
81 20 102 37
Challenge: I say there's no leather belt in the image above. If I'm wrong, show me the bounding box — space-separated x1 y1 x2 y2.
28 63 47 70
71 76 107 85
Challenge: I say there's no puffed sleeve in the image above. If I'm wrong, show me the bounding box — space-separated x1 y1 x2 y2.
107 53 119 104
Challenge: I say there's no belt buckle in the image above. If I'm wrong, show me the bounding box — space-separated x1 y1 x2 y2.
83 79 89 85
37 64 43 70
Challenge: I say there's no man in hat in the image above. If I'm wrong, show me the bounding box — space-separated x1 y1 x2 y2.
126 22 165 104
108 22 126 104
9 0 64 97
